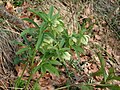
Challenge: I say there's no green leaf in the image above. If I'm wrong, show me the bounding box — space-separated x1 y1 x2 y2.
0 18 4 22
36 34 43 50
13 56 24 65
59 38 65 48
16 46 30 55
44 63 59 76
29 9 48 22
20 28 35 36
38 12 48 22
48 6 54 19
69 38 74 45
97 53 108 82
108 85 120 90
109 67 115 75
72 45 80 60
15 77 26 88
90 69 103 76
107 68 115 81
60 48 70 52
41 64 46 74
41 51 51 60
23 18 39 28
51 11 60 21
32 64 42 74
11 40 25 46
44 32 55 42
80 85 92 90
72 45 84 53
81 35 90 45
97 53 105 68
111 76 120 81
35 22 47 50
49 60 62 65
33 82 41 90
96 84 120 90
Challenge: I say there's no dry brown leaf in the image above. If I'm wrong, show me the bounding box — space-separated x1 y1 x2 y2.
84 5 91 16
5 2 14 14
95 35 101 40
32 71 40 80
94 76 103 82
15 64 29 77
40 85 55 90
51 74 67 86
93 24 99 32
89 63 98 73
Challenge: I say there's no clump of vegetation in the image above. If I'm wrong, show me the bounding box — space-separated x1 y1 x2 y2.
13 6 120 90
14 6 90 89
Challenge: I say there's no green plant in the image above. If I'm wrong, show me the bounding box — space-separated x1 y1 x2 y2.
91 53 120 90
13 0 24 6
14 6 90 89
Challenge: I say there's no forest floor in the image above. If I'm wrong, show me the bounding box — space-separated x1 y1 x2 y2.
0 0 120 90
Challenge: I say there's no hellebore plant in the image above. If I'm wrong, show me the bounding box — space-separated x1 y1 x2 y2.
13 6 90 89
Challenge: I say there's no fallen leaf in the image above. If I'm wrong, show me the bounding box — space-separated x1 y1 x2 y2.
15 64 29 77
5 2 14 14
84 5 91 16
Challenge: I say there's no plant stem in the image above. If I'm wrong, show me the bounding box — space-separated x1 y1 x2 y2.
32 74 43 89
31 48 36 66
15 61 29 89
24 71 33 90
25 50 37 89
